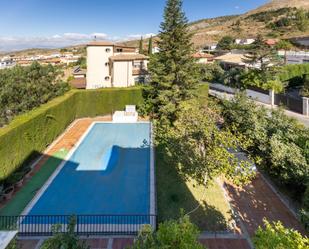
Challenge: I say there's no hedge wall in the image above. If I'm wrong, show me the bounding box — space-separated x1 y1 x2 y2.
0 87 143 181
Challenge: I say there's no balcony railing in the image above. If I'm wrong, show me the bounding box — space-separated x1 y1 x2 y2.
0 214 157 236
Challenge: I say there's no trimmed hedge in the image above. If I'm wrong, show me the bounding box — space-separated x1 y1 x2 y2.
0 87 143 181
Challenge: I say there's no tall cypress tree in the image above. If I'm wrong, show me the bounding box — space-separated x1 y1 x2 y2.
139 36 144 54
148 36 153 55
147 0 199 123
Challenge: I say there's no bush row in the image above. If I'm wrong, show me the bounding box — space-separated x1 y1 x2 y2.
0 88 143 181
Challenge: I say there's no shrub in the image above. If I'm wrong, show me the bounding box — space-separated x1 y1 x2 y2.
253 219 309 249
0 88 143 181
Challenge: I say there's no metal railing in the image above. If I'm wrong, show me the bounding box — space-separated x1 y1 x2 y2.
0 214 157 236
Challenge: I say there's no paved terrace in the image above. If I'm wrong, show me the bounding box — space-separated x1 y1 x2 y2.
8 116 304 248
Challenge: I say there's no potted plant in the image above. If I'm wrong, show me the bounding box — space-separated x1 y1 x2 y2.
3 186 14 200
23 166 32 179
13 172 24 188
0 184 4 202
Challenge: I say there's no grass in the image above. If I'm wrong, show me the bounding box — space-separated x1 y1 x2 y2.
156 146 232 232
0 149 68 216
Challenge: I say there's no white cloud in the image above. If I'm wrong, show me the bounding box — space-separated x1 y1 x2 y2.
235 6 240 9
0 32 156 52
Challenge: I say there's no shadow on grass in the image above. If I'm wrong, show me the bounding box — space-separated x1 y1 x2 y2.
156 145 231 232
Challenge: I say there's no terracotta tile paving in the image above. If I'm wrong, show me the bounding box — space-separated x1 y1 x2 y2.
112 238 134 249
199 238 251 249
224 172 307 237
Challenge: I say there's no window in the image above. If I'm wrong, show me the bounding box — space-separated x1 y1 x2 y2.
116 48 123 52
105 62 109 66
105 76 110 81
106 48 111 53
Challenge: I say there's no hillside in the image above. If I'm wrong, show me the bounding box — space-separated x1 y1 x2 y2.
190 0 309 47
124 0 309 49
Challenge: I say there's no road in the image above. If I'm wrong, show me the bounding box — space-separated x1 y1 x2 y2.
209 89 309 128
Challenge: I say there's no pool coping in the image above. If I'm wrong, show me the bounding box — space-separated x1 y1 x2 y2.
21 121 156 228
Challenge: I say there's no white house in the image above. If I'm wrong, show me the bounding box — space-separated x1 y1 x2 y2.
86 41 149 89
235 38 255 45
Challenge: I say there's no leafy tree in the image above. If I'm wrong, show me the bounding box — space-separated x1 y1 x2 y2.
253 219 309 249
241 35 284 92
41 216 89 249
0 62 69 126
146 0 199 124
158 98 255 186
76 57 86 69
295 9 309 32
148 36 153 55
129 215 204 249
217 36 234 50
275 40 292 51
199 62 224 83
139 36 144 54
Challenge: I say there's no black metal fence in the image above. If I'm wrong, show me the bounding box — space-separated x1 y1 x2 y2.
0 214 157 236
275 93 303 114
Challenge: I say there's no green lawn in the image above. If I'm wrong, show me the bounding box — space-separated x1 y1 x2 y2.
156 146 232 232
0 149 68 216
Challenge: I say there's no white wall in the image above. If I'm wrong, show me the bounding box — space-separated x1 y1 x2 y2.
112 61 134 87
86 46 112 89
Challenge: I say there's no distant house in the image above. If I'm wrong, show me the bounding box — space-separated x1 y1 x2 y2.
200 43 218 52
214 53 247 69
265 39 279 46
235 38 255 45
278 50 309 64
193 52 214 64
70 66 87 89
86 41 149 89
0 58 15 69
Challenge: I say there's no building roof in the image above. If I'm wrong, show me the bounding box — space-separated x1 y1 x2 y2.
109 54 149 61
87 41 115 46
70 78 86 89
73 66 87 75
87 41 136 50
193 53 214 59
214 53 246 65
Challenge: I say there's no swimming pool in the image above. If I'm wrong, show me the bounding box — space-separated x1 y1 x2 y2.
22 122 155 233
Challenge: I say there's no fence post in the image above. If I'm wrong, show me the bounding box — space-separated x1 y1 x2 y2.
303 97 309 117
269 89 275 106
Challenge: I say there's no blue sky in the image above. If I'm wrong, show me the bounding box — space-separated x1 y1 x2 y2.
0 0 269 51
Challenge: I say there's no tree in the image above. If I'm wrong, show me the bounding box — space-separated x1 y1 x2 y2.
148 36 153 55
217 36 234 50
146 0 199 124
300 74 309 97
159 98 255 186
139 36 144 54
41 216 89 249
129 215 205 249
199 62 224 82
295 9 309 32
241 34 284 92
253 219 309 249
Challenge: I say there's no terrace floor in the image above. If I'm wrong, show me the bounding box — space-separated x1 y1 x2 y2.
6 116 305 249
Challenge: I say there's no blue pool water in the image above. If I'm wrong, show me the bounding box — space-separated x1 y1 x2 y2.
27 123 151 221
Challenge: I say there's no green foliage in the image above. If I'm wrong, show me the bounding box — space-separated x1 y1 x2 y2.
217 36 234 50
0 88 143 181
148 36 153 55
129 215 204 249
157 98 255 186
279 64 309 82
139 37 144 54
76 57 86 69
295 9 309 32
241 35 284 92
146 0 199 124
41 216 89 249
247 8 293 23
253 219 309 249
199 62 224 82
275 40 293 50
222 93 309 202
0 62 70 126
300 75 309 97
